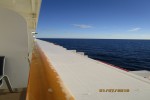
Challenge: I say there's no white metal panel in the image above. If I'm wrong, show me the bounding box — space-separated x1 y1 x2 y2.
0 0 42 31
0 8 29 88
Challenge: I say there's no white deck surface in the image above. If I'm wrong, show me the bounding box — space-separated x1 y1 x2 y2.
37 39 150 100
130 70 150 79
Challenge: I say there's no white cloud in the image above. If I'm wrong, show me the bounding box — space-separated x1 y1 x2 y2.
128 27 141 32
73 24 92 29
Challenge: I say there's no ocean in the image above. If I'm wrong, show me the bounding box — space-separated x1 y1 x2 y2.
38 38 150 71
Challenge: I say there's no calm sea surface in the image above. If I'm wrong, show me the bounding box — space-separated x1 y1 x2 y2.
39 38 150 71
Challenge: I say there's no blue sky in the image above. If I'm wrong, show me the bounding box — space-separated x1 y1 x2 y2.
36 0 150 39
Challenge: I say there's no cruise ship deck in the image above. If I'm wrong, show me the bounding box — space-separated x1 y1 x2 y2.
1 39 150 100
35 39 150 100
1 0 150 100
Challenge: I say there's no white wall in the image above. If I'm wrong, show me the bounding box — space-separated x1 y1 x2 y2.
0 8 29 88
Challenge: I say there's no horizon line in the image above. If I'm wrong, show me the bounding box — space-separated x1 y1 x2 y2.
37 37 150 40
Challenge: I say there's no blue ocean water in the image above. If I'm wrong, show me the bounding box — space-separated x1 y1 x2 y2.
39 38 150 71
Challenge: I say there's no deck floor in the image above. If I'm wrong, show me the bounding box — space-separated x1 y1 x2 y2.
0 89 26 100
